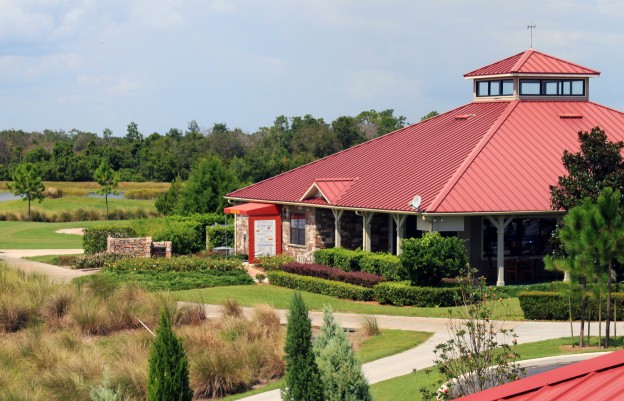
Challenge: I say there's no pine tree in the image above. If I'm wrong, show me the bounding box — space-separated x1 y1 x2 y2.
281 292 324 401
147 310 193 401
314 306 371 401
8 162 45 222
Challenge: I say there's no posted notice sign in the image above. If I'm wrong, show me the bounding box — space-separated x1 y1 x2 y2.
254 219 276 257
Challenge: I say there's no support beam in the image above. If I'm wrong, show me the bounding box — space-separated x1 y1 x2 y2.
488 216 513 287
361 212 374 252
331 209 344 248
392 214 407 255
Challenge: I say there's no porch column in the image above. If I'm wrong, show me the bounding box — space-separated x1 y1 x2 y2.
392 214 407 255
488 216 513 287
388 215 393 252
361 212 374 252
331 209 344 248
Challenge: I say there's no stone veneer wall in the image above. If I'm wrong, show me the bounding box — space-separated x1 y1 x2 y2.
107 237 172 258
233 215 250 255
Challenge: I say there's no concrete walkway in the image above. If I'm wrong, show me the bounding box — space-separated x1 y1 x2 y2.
0 249 92 283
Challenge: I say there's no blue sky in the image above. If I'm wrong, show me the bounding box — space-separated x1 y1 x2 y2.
1 0 623 136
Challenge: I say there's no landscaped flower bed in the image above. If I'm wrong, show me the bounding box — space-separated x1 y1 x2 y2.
282 262 384 288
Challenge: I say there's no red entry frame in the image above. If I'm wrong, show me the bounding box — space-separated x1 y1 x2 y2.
224 203 282 263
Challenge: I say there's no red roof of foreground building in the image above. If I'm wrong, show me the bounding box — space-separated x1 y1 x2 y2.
464 49 600 77
456 350 624 401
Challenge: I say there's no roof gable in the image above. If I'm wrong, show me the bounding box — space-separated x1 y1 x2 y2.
300 178 357 204
464 49 600 77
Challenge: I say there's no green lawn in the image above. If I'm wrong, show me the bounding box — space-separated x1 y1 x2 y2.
0 196 156 214
371 336 624 401
0 220 130 249
175 285 524 320
23 254 81 264
221 328 432 401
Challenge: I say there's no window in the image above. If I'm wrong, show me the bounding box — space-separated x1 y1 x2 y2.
476 79 514 97
482 218 557 258
520 79 585 96
290 213 306 246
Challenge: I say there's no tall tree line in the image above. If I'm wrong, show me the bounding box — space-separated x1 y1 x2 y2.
0 109 407 185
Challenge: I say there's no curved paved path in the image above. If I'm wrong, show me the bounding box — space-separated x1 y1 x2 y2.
1 256 613 401
0 249 91 283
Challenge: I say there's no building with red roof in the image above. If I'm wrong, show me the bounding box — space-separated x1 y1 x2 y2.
456 350 624 401
225 49 624 283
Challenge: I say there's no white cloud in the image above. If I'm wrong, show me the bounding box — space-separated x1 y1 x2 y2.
346 70 422 101
210 0 236 13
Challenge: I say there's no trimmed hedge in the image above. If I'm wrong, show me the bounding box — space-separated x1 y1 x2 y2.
518 291 624 320
374 282 461 307
267 271 374 301
104 255 242 272
282 262 384 288
359 253 406 281
206 225 234 249
313 248 405 281
83 225 137 254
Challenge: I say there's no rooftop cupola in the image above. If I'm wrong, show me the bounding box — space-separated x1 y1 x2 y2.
464 49 600 102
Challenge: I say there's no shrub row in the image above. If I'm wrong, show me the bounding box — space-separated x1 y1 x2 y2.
518 291 624 320
0 207 157 223
313 248 406 281
93 269 253 291
104 255 242 272
374 282 461 307
206 225 234 249
73 252 126 269
83 225 137 254
267 271 374 301
282 262 385 288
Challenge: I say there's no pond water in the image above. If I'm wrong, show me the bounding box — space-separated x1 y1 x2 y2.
0 191 126 201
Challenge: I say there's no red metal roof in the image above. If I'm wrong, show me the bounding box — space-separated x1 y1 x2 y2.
227 102 511 212
464 49 600 77
227 99 624 214
430 101 624 213
300 178 356 204
456 350 624 401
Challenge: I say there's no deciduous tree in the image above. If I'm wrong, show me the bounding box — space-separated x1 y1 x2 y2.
8 162 45 222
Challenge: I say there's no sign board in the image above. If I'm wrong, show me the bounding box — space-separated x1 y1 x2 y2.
254 219 276 257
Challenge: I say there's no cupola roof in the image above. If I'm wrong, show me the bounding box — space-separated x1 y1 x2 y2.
464 49 600 78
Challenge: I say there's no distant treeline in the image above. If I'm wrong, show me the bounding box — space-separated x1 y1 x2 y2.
0 109 411 184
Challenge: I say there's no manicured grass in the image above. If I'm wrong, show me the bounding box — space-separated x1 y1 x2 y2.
175 285 524 320
371 336 624 401
357 329 433 363
23 254 81 264
0 196 156 214
76 269 255 291
0 220 130 249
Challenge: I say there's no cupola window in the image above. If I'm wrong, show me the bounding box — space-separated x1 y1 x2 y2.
476 79 513 97
519 79 585 96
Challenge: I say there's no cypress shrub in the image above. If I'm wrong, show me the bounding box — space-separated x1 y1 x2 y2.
314 306 371 401
147 310 193 401
281 292 324 401
83 225 137 254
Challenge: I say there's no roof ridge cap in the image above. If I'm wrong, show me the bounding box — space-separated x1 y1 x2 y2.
426 101 520 213
511 49 534 72
463 51 525 77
